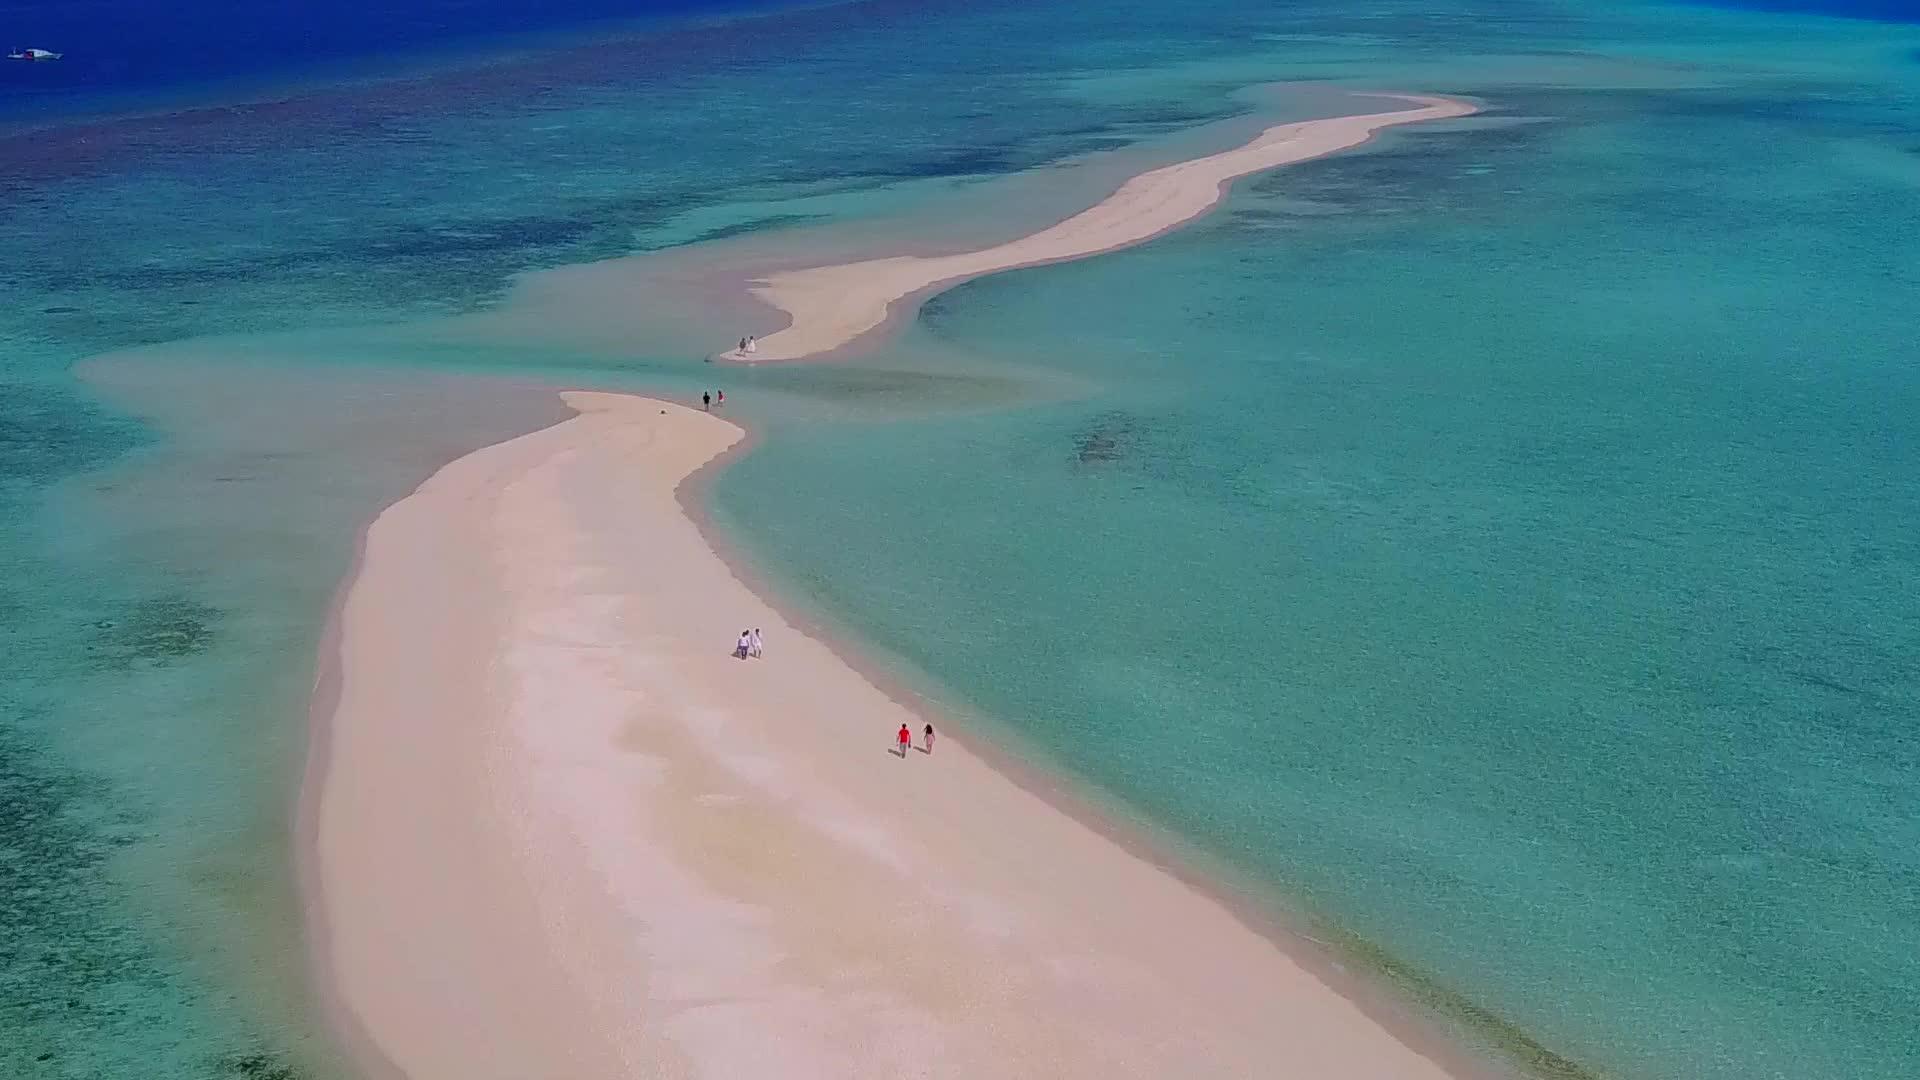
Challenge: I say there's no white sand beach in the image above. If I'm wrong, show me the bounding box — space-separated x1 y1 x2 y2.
721 94 1475 362
307 391 1479 1079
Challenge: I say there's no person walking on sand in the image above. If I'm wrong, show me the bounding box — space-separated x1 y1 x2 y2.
749 628 764 658
923 723 935 754
739 336 748 353
897 724 912 756
702 391 711 411
745 335 757 355
735 630 752 659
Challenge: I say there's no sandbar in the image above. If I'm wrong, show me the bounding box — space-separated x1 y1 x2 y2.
723 94 1476 362
307 391 1481 1078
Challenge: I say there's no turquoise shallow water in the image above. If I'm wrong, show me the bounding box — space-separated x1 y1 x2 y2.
3 0 1918 1077
715 72 1920 1078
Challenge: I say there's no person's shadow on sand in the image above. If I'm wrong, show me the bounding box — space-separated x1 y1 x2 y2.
890 745 908 758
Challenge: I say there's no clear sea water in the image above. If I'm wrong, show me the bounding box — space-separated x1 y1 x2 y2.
3 1 1917 1077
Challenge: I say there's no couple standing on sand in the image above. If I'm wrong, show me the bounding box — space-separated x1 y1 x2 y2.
736 334 757 355
896 723 935 756
734 628 764 659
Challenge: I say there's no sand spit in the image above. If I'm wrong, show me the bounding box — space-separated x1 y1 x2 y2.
721 94 1475 362
308 391 1476 1078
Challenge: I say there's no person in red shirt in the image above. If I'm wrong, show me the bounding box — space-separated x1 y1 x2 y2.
897 724 912 756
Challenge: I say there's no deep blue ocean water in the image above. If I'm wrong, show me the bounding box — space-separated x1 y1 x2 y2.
1713 0 1920 21
0 0 792 117
3 0 1918 1077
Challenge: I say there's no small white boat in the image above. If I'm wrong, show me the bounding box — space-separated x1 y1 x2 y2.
6 48 63 61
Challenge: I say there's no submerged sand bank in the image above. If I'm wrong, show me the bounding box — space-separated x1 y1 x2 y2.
308 391 1475 1078
724 94 1475 362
